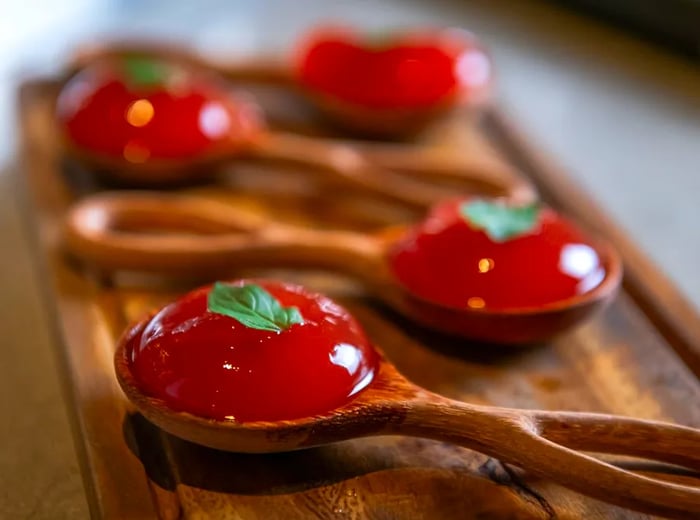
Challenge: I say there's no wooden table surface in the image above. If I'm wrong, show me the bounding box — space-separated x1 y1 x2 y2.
1 1 699 518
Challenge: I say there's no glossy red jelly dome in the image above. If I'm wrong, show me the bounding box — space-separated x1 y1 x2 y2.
126 280 378 422
295 26 491 109
57 56 260 163
389 198 606 311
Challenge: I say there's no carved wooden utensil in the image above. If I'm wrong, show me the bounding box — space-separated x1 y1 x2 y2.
115 312 700 520
65 193 621 343
64 123 534 209
59 56 533 207
66 36 492 138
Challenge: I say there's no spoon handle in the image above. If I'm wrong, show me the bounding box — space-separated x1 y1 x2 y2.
400 399 700 518
355 145 537 204
64 192 385 278
248 132 461 210
208 57 292 85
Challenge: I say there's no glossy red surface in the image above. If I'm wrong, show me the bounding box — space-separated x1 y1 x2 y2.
389 199 606 311
127 280 378 423
295 26 491 110
57 58 260 163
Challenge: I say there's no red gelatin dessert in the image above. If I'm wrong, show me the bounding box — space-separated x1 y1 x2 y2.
389 198 606 311
126 280 378 423
295 26 491 111
57 56 260 163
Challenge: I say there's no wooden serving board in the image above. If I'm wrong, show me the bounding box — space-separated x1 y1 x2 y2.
18 76 700 520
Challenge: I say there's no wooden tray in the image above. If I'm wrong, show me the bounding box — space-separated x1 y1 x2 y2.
18 75 700 519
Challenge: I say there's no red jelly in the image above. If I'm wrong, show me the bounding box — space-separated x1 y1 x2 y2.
126 280 378 422
389 198 606 311
295 26 491 110
57 56 260 163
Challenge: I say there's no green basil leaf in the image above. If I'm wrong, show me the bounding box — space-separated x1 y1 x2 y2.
460 200 540 242
122 56 169 87
207 282 304 333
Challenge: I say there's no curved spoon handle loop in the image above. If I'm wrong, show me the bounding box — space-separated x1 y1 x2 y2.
531 410 700 471
356 145 538 205
64 192 382 276
249 132 473 210
404 400 700 518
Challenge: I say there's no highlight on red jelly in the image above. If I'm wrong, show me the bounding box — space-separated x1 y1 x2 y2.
56 56 260 164
125 279 379 423
388 197 606 311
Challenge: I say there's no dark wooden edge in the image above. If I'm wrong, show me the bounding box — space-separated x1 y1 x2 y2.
14 84 100 518
484 107 700 379
16 82 160 519
14 184 102 516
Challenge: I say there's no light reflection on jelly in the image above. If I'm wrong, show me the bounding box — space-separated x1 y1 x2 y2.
123 141 150 163
330 343 362 374
467 296 486 309
455 48 491 89
126 99 154 127
559 244 600 279
198 101 231 139
56 76 93 118
578 266 606 294
349 370 374 397
478 257 495 273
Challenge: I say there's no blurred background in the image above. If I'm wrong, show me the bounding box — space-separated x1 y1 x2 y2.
1 1 698 517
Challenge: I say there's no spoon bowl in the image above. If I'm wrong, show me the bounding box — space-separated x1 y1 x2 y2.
389 238 620 344
57 55 532 207
116 315 409 453
114 294 700 519
67 32 492 139
303 90 464 139
66 192 621 344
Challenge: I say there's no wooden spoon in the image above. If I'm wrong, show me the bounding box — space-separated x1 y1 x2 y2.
66 36 492 138
66 125 534 209
59 55 533 207
115 312 700 519
65 193 622 343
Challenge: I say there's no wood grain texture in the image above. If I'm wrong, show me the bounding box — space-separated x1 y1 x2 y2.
19 77 700 519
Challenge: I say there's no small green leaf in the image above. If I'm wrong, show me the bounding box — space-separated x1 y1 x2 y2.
460 200 540 242
207 282 304 333
122 56 169 87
